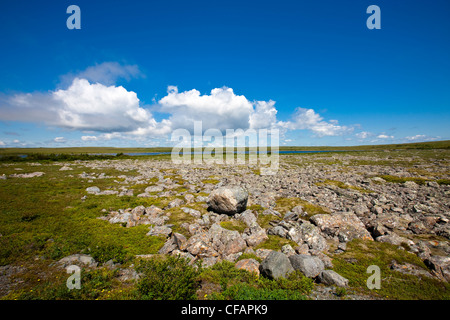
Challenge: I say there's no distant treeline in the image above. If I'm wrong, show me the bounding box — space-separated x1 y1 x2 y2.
0 153 130 162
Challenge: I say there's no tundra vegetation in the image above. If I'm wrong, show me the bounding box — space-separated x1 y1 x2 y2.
0 141 449 300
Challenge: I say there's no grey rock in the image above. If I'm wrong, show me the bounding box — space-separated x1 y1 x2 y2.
146 225 172 238
281 244 296 257
288 254 324 278
145 185 164 193
259 251 294 279
86 186 101 194
58 254 97 268
318 270 349 287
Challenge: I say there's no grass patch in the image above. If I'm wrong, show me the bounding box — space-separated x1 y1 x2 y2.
332 239 450 300
436 179 450 185
135 255 201 300
275 197 329 218
219 220 247 233
378 175 429 185
255 235 297 251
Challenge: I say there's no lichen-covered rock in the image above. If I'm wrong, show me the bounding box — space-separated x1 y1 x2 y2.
310 212 373 242
288 254 324 278
235 258 260 276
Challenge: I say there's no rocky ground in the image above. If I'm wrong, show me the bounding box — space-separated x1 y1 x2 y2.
1 149 449 299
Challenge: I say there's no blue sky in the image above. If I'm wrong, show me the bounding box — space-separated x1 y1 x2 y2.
0 0 449 147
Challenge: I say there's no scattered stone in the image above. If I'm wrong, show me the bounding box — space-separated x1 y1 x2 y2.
166 198 184 209
10 172 45 178
145 185 164 193
181 207 202 218
86 186 101 194
57 254 97 268
318 270 349 287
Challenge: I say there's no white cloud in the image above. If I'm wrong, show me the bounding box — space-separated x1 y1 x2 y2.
280 107 353 137
0 78 159 134
0 64 360 145
54 137 66 143
249 100 278 130
0 141 5 146
159 86 255 133
405 134 426 141
355 131 372 139
81 135 98 141
53 78 152 132
60 62 143 86
405 134 440 142
377 134 394 139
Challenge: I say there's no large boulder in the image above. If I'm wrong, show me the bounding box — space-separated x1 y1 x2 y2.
259 251 294 279
288 254 324 278
207 186 248 215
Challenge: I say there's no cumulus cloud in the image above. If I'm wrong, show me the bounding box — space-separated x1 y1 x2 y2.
280 107 353 137
0 78 159 134
159 86 256 133
0 141 5 146
0 63 359 145
53 78 152 132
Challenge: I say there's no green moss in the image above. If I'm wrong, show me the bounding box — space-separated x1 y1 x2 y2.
235 253 262 263
257 214 281 229
219 220 247 233
247 204 264 214
436 179 450 185
202 179 220 185
255 235 297 251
